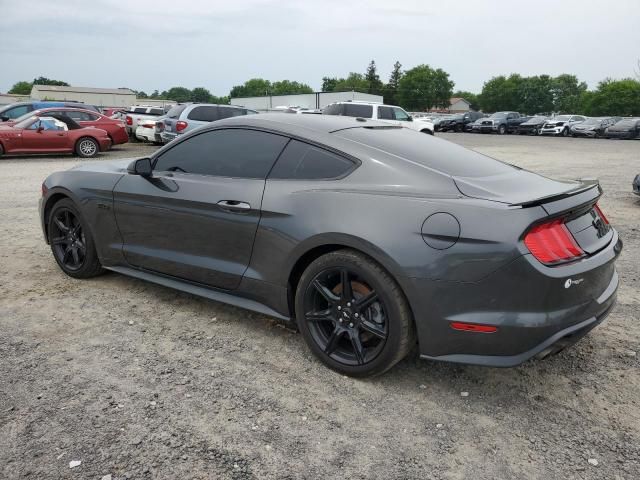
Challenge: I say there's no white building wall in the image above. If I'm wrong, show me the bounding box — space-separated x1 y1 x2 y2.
30 86 136 108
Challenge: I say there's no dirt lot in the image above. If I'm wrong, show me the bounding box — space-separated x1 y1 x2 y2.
1 135 638 480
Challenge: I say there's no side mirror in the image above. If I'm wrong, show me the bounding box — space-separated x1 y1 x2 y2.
0 116 8 122
127 158 152 178
36 125 45 133
407 116 413 122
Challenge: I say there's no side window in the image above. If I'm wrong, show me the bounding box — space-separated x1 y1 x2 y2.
187 106 219 122
154 129 288 179
392 108 410 121
378 106 394 120
65 111 92 121
269 140 356 180
342 104 373 118
218 107 247 119
5 105 32 119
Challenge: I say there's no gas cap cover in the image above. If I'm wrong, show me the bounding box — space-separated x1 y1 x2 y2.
421 212 460 250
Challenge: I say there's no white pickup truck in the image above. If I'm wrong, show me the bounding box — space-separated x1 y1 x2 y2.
124 105 171 138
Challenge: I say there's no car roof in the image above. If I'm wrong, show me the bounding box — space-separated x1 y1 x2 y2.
209 113 396 135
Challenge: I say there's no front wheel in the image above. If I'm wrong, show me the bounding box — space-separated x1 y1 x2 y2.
561 127 569 137
498 124 506 135
75 137 99 158
295 250 415 377
421 129 434 135
48 198 104 278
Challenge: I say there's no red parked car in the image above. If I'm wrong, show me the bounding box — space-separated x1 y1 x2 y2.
0 114 111 158
8 107 128 145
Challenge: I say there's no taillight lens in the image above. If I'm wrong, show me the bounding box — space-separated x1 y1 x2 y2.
594 203 609 225
125 115 132 125
524 218 584 265
176 121 188 132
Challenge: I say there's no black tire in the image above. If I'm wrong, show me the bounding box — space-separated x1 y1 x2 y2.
561 127 569 137
533 128 539 135
295 249 415 377
421 129 434 135
75 137 99 158
0 142 4 157
455 124 463 132
47 198 104 278
498 124 506 135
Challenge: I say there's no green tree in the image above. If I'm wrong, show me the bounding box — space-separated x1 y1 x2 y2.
478 74 523 112
551 74 587 113
209 95 229 105
8 81 33 95
384 61 403 105
270 80 313 95
333 73 369 92
191 87 212 103
321 77 338 92
135 90 148 99
584 78 640 116
165 87 192 102
365 60 383 96
515 75 554 114
230 78 272 98
397 65 454 111
149 90 161 99
32 77 69 86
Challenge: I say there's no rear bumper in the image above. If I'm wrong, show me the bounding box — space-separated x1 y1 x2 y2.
160 131 178 143
572 129 597 138
403 231 622 367
98 138 112 151
110 128 129 145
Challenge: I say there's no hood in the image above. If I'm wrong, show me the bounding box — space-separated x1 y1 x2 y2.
521 119 545 126
70 158 135 174
453 169 586 205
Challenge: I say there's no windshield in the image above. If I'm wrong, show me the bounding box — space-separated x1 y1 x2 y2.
581 118 600 125
14 116 39 129
13 110 43 123
553 115 571 121
489 112 507 119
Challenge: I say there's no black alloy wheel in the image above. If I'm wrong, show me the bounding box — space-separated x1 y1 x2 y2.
50 208 87 271
296 250 415 377
48 198 103 278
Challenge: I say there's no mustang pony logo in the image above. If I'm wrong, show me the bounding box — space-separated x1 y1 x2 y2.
564 278 584 289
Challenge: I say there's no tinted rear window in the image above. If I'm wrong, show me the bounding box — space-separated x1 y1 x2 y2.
166 104 188 119
150 108 164 116
187 106 218 122
336 127 516 178
218 107 247 119
323 104 343 115
343 104 373 118
269 140 355 180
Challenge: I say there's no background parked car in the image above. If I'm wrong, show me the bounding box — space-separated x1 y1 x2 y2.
603 118 640 139
323 101 434 134
472 111 525 134
158 104 258 144
517 116 548 135
8 107 128 145
124 106 167 137
570 117 619 138
540 115 587 136
135 119 163 144
439 111 485 132
0 114 110 158
633 174 640 196
0 101 99 122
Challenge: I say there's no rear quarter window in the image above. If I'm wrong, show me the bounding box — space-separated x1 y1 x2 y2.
269 140 356 180
343 104 373 118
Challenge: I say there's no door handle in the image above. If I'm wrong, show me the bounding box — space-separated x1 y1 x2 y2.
217 200 251 211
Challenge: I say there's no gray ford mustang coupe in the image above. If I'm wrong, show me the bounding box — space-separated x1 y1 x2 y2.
40 114 622 377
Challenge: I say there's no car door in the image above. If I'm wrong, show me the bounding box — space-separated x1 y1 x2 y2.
112 128 289 290
20 118 70 152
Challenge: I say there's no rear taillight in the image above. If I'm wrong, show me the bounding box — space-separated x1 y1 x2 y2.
524 218 584 265
125 115 132 125
594 203 609 225
176 121 188 132
450 322 498 333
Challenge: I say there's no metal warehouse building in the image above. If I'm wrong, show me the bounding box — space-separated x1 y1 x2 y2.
30 85 137 108
230 91 383 111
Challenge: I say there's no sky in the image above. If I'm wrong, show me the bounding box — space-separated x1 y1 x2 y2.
1 0 639 96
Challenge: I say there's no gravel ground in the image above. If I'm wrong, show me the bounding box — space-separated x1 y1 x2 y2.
0 135 639 480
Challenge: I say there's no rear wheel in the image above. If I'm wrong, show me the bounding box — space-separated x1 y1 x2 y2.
75 137 99 158
48 198 104 278
498 124 506 135
295 249 415 377
0 142 4 157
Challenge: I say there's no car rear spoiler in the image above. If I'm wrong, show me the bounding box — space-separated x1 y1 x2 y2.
509 179 602 210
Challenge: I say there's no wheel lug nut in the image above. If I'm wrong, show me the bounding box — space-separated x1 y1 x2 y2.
337 306 341 311
347 302 351 307
354 313 359 318
349 323 354 328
